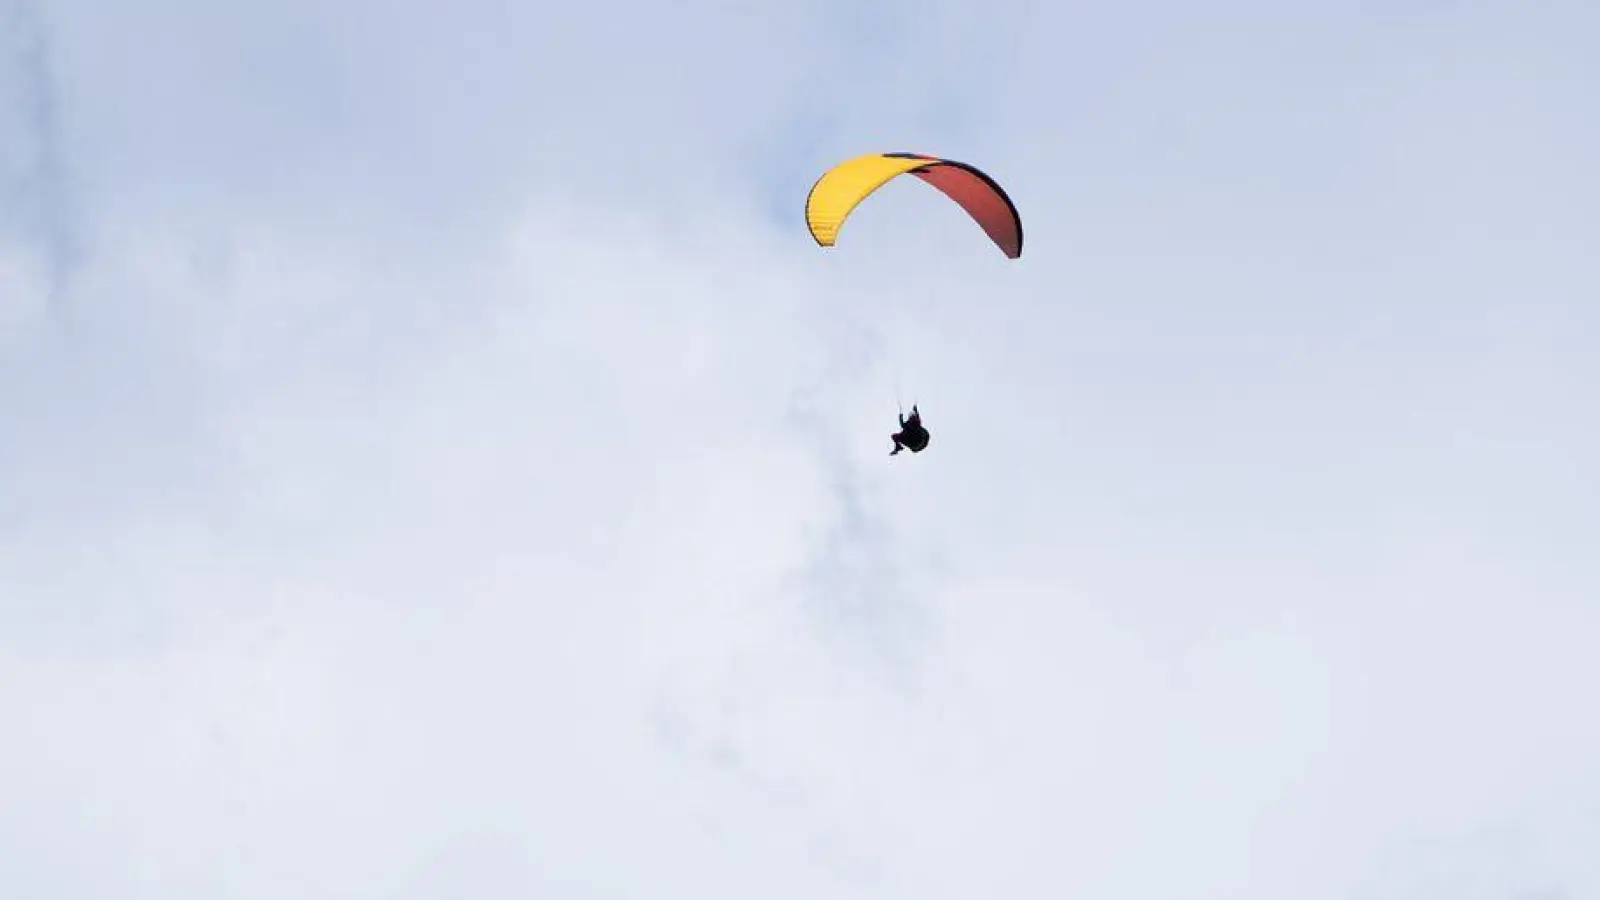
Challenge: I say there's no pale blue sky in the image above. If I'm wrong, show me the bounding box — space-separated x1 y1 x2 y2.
3 0 1598 897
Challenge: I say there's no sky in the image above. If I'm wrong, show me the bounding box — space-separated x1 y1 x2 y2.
2 0 1598 897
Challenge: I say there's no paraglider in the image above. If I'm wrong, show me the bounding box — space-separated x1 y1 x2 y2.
890 405 929 456
806 151 1021 458
805 152 1023 259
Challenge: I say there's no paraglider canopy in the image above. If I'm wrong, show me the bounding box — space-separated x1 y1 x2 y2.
805 152 1023 259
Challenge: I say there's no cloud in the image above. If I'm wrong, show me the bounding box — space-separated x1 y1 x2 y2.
3 1 1599 898
0 0 74 336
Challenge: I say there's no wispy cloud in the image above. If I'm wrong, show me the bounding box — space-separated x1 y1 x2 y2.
0 1 75 336
2 1 1598 897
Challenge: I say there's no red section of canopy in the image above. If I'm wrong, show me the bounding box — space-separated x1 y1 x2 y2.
910 162 1023 259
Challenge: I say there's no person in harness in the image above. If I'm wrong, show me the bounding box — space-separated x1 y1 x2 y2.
890 404 930 455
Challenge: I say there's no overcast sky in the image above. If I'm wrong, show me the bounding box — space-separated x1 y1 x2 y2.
3 0 1598 897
